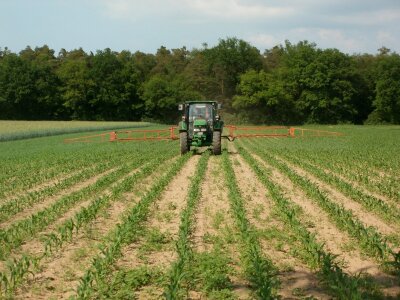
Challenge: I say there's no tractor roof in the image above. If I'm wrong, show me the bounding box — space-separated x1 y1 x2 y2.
184 100 218 105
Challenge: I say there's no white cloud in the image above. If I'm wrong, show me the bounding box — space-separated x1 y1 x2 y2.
377 31 396 47
330 9 400 26
92 0 400 53
248 28 366 53
187 0 294 20
98 0 294 21
316 29 360 51
247 33 281 49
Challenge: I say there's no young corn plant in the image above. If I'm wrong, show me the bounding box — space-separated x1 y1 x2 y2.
273 149 400 225
247 140 397 262
237 144 383 299
42 156 170 256
75 153 191 299
0 254 39 296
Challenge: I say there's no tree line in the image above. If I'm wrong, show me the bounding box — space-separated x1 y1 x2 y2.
0 38 399 124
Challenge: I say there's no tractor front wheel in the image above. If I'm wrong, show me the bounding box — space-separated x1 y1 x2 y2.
180 131 189 155
212 131 221 155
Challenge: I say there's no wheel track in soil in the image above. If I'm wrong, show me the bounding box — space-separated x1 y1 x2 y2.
13 157 179 299
191 152 252 300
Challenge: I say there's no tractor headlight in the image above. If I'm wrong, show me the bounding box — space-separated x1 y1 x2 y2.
193 128 200 132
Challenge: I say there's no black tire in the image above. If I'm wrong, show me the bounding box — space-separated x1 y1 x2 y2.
212 131 221 155
180 131 189 155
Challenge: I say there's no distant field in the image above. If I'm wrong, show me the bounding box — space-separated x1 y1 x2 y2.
0 124 399 299
0 120 151 141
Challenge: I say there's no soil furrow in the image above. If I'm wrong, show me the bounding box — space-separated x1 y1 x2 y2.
191 154 252 300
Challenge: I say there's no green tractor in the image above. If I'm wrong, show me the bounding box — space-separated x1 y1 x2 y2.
178 101 223 155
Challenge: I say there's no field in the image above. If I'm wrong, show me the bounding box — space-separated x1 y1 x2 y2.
0 121 150 142
0 123 399 299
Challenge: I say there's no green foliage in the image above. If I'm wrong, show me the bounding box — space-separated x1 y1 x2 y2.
102 266 165 299
188 249 236 299
1 39 400 124
369 53 400 124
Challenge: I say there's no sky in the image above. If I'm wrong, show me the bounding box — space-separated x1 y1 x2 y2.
1 0 399 55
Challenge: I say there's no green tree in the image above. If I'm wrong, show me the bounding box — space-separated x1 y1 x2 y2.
233 69 298 124
203 37 262 101
57 49 93 119
0 52 35 119
142 74 202 123
183 49 219 99
369 52 400 123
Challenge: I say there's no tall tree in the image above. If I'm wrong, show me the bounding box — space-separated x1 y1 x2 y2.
369 52 400 123
0 52 35 119
57 49 93 119
203 37 262 101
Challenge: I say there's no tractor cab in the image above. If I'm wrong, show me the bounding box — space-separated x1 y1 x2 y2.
178 101 223 155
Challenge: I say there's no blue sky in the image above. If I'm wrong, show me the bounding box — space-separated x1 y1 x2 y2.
1 0 399 54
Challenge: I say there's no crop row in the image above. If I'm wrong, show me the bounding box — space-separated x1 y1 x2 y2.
42 155 174 255
75 153 191 298
265 137 400 202
293 149 400 203
267 148 400 225
244 139 400 276
0 154 151 259
0 146 178 296
221 150 278 299
237 143 383 299
0 152 138 223
0 151 102 199
0 139 169 201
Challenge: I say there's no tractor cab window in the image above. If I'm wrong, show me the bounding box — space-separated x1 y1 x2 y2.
189 104 213 121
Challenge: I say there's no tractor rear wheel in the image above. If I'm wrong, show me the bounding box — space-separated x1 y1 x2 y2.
180 131 189 155
212 131 221 155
